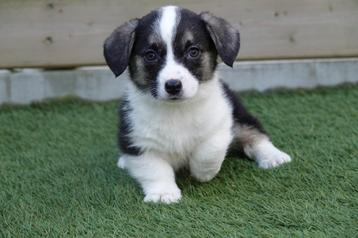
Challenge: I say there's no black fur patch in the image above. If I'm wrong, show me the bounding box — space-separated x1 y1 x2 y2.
221 82 266 134
128 10 166 98
173 9 218 82
118 99 142 155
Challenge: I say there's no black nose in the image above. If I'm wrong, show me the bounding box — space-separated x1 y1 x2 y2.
165 79 182 95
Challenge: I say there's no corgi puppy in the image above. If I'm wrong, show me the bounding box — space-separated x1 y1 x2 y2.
103 6 291 203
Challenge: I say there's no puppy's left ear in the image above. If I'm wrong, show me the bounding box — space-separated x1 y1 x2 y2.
200 12 240 67
103 19 139 77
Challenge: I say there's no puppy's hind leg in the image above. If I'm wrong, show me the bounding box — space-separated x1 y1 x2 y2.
118 152 181 204
222 83 291 169
235 126 291 169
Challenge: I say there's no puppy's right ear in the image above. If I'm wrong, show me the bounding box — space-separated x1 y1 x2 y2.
103 19 139 77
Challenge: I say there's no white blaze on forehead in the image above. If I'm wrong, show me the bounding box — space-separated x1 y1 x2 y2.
159 6 178 43
159 6 178 60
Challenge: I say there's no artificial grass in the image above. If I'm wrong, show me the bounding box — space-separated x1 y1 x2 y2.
0 85 357 237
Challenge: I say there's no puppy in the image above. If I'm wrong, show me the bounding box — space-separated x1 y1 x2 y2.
103 6 291 203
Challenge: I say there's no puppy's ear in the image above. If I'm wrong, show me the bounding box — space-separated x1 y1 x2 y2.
200 12 240 67
103 19 139 77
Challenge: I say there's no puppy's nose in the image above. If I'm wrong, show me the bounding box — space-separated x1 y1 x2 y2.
165 79 182 95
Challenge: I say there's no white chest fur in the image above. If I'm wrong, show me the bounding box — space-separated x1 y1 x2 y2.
125 78 233 168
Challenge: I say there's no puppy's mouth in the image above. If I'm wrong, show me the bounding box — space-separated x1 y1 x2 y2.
167 95 182 101
155 90 186 101
155 94 187 102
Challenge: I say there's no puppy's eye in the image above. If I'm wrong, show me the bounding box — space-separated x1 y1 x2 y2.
187 46 201 59
144 50 158 62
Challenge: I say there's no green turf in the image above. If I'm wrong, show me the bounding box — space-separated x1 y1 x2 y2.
1 86 357 237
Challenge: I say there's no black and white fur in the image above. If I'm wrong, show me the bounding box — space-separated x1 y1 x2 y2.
104 6 291 203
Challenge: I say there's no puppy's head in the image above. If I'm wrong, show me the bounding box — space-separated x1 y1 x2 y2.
104 6 240 100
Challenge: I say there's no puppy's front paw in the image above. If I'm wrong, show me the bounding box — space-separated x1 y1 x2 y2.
144 186 182 204
257 148 292 169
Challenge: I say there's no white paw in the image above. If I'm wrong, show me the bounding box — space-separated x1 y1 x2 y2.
257 148 292 169
117 156 126 169
144 187 182 204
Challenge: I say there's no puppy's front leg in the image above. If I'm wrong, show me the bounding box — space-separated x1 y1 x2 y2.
190 130 232 182
118 152 181 204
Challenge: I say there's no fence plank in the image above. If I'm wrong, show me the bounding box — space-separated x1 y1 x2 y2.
0 0 358 68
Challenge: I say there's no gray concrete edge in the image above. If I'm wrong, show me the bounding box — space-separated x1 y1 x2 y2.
0 58 357 105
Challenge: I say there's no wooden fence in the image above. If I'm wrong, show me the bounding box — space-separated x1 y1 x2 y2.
1 0 358 68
